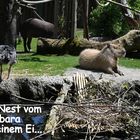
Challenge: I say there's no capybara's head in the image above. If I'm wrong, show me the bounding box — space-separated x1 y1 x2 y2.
106 44 126 58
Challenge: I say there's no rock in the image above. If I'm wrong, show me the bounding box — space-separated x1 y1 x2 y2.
64 66 140 81
64 66 140 105
0 67 140 139
0 66 139 104
0 76 68 103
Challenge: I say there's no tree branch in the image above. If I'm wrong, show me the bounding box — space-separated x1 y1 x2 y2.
96 0 140 14
20 0 53 5
107 0 140 14
95 0 110 7
44 81 72 135
16 0 36 10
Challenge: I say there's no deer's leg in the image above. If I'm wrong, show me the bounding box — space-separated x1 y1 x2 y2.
23 36 28 52
27 37 32 52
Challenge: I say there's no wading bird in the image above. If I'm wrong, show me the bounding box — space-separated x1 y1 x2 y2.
0 45 16 81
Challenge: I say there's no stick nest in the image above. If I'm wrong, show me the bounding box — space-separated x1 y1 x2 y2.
58 80 140 137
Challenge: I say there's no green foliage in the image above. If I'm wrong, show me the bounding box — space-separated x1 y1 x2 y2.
89 1 140 37
58 15 65 29
76 28 83 38
128 0 140 10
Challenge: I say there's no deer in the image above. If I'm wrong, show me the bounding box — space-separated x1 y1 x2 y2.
20 18 55 52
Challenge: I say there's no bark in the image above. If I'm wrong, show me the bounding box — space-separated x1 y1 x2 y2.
82 0 89 39
54 0 59 38
64 0 72 38
0 0 17 46
63 0 77 39
44 81 72 135
71 0 77 38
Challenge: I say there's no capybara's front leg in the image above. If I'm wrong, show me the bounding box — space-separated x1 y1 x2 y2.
113 66 124 76
106 67 117 76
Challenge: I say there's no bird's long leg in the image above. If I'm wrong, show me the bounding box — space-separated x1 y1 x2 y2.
7 64 12 79
0 65 2 81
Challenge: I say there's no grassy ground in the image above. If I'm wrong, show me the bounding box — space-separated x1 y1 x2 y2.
119 58 140 69
9 39 78 77
3 35 140 78
14 53 78 76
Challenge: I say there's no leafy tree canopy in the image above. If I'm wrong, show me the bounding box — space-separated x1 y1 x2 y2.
89 0 140 37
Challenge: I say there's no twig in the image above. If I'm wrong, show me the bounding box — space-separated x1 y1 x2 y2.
30 118 76 140
16 0 36 10
95 0 110 7
33 10 45 21
11 93 120 108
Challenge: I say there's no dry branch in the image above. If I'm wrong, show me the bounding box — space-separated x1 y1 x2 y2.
44 79 72 135
20 0 53 4
57 80 140 139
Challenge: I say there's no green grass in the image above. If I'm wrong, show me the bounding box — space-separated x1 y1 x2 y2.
119 58 140 69
13 54 78 76
3 37 140 78
76 28 84 39
6 39 78 77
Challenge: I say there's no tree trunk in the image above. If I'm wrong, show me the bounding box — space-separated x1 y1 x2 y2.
64 0 72 38
54 0 59 38
0 0 17 46
37 30 140 55
71 0 77 38
82 0 89 40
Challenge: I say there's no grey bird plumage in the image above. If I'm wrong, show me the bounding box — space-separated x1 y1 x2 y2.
0 45 16 81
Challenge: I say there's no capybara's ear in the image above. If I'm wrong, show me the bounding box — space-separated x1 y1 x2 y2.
104 43 110 49
106 43 110 47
